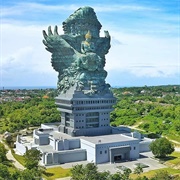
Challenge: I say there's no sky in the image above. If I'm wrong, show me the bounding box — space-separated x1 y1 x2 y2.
1 0 180 88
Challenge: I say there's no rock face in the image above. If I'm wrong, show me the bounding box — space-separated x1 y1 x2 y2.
43 7 116 136
43 6 111 96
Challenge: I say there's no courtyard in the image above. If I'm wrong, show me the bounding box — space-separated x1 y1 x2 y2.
54 151 167 174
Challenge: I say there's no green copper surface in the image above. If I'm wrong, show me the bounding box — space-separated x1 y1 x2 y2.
43 6 111 95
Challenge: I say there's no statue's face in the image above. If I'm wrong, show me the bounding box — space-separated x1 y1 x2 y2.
86 38 91 42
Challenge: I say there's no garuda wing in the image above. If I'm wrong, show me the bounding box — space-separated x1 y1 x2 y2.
96 30 111 57
43 26 78 75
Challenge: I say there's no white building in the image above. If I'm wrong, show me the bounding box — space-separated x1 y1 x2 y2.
16 123 152 166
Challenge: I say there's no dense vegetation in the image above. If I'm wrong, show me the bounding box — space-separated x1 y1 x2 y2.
70 163 179 180
0 143 44 180
0 89 60 133
111 85 180 141
0 85 179 142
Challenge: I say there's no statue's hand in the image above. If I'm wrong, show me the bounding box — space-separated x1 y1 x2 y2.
42 26 63 50
104 30 110 38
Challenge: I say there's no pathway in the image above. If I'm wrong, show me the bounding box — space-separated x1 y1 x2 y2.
6 150 25 170
0 135 25 170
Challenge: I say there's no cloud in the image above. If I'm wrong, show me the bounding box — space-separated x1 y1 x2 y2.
1 2 161 19
128 65 178 77
1 23 179 86
1 24 58 86
105 31 179 78
94 4 160 12
1 3 77 17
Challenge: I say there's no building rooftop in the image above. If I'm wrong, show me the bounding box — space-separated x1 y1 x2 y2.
81 133 139 144
47 130 139 145
49 131 77 140
38 145 57 153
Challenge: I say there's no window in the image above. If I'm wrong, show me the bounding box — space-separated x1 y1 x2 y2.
105 150 107 154
100 151 102 154
134 147 136 150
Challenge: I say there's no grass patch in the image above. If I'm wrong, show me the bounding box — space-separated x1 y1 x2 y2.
156 152 180 165
11 150 25 166
8 166 18 174
164 152 180 166
130 168 180 179
166 134 180 143
43 166 71 180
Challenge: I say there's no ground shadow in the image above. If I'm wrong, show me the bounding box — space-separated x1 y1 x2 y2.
43 172 54 177
139 154 148 159
159 156 176 161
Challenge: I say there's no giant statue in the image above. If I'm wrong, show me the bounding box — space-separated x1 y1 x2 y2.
43 6 111 96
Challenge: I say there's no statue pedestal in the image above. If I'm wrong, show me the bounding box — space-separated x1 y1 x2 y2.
55 85 116 136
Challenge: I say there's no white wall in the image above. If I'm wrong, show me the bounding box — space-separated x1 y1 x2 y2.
129 142 139 159
16 141 27 155
43 150 87 165
81 139 96 163
96 144 109 164
139 139 152 152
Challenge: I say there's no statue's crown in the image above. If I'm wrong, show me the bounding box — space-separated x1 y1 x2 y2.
85 31 92 39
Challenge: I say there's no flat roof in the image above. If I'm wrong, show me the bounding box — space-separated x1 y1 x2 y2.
38 145 56 153
49 131 78 140
81 134 138 145
49 131 139 145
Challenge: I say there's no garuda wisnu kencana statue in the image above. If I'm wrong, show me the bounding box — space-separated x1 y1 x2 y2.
43 6 111 95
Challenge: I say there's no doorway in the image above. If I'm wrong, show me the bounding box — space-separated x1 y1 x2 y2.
114 155 122 162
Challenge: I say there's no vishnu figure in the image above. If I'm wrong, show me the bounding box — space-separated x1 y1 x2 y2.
81 31 96 54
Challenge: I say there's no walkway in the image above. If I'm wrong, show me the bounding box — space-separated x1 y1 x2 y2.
0 135 25 170
6 149 25 170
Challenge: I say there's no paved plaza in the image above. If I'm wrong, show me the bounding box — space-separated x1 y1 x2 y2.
97 152 167 174
54 151 167 177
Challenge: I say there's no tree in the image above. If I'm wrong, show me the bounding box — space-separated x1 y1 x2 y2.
71 163 134 180
71 163 101 180
0 164 11 180
110 172 123 180
134 165 143 176
151 170 173 180
149 137 174 158
84 163 100 180
0 143 8 163
71 164 84 180
122 168 132 180
20 169 39 180
24 149 42 169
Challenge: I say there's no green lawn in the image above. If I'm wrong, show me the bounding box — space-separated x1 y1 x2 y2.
131 168 180 179
167 134 180 144
11 150 26 166
11 151 71 179
43 166 71 180
130 152 180 179
164 152 180 166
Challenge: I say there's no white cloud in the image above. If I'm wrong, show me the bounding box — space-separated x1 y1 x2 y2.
94 4 160 12
1 3 78 17
1 18 179 86
1 2 161 19
105 31 179 78
1 24 59 86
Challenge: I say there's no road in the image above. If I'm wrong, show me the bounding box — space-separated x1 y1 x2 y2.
0 135 25 170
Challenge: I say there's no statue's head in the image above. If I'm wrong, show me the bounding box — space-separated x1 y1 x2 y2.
62 6 102 37
85 31 92 40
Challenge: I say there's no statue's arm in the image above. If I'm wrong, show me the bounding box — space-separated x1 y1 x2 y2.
96 30 111 56
104 30 110 39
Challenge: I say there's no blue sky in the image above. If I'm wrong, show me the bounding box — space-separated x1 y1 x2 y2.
1 0 180 87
